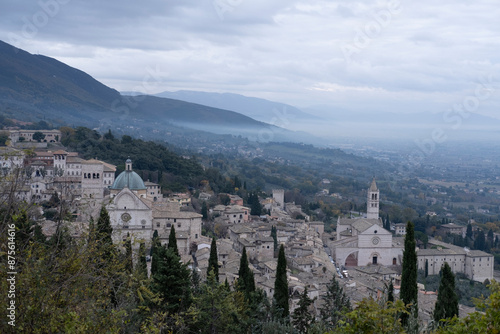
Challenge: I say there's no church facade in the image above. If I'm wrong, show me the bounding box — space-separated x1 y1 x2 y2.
331 179 403 267
107 159 202 257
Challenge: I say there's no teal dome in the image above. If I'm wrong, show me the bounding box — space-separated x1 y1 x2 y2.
110 170 146 190
111 159 146 191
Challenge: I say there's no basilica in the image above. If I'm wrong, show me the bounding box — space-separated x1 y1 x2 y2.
331 179 404 267
107 159 202 259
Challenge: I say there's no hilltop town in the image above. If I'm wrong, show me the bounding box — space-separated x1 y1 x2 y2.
1 128 496 327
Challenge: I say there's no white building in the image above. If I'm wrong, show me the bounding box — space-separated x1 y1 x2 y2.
107 159 201 257
331 179 403 267
417 240 494 282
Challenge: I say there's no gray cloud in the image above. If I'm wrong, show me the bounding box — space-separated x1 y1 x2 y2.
0 0 499 119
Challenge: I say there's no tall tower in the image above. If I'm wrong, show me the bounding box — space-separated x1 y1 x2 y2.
366 178 379 219
273 189 285 208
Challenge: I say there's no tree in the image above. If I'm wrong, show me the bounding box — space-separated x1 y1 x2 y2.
434 280 500 334
340 298 408 334
220 194 230 206
271 225 278 252
33 131 46 142
168 225 179 256
249 192 262 216
237 246 255 300
466 223 473 240
400 221 418 328
292 287 315 333
208 237 219 283
474 230 486 251
103 129 115 140
138 242 148 279
124 233 133 273
273 244 289 319
320 274 351 330
185 271 247 334
152 245 192 314
433 262 458 325
388 280 395 303
201 201 208 220
0 131 9 146
425 259 429 278
96 206 114 260
151 230 161 276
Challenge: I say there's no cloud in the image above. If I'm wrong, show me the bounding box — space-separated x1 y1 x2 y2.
0 0 498 119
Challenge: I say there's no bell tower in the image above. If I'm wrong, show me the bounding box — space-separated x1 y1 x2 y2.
367 178 379 219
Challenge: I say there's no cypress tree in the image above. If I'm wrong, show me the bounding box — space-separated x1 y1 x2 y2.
388 280 394 303
320 274 351 329
237 246 255 300
271 225 278 252
487 229 494 246
152 245 192 313
124 233 133 273
33 223 46 244
88 217 96 243
273 244 289 319
201 201 208 220
400 221 418 327
249 192 262 216
97 206 113 244
474 230 486 251
433 262 458 324
208 237 219 283
168 225 179 256
96 206 114 260
292 287 315 333
466 223 473 240
138 242 148 278
425 259 429 278
151 230 161 276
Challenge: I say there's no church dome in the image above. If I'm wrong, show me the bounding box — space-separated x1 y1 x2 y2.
110 159 146 190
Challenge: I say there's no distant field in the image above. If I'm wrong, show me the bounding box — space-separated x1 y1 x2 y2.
418 178 466 188
418 178 499 190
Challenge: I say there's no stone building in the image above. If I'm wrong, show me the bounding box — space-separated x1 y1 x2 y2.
331 179 403 267
107 159 201 257
417 239 493 282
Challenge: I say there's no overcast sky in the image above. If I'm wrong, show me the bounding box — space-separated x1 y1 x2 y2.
1 0 499 119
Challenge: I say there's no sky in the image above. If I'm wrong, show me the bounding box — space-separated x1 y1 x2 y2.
1 0 500 120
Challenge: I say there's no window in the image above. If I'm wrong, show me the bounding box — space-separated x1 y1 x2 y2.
372 256 378 265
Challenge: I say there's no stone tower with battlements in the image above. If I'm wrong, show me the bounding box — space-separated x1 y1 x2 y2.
272 189 285 208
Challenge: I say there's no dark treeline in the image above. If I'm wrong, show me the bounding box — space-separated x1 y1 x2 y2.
60 126 234 193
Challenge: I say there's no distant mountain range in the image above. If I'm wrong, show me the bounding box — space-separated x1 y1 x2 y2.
2 39 497 145
151 90 319 124
0 40 318 143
